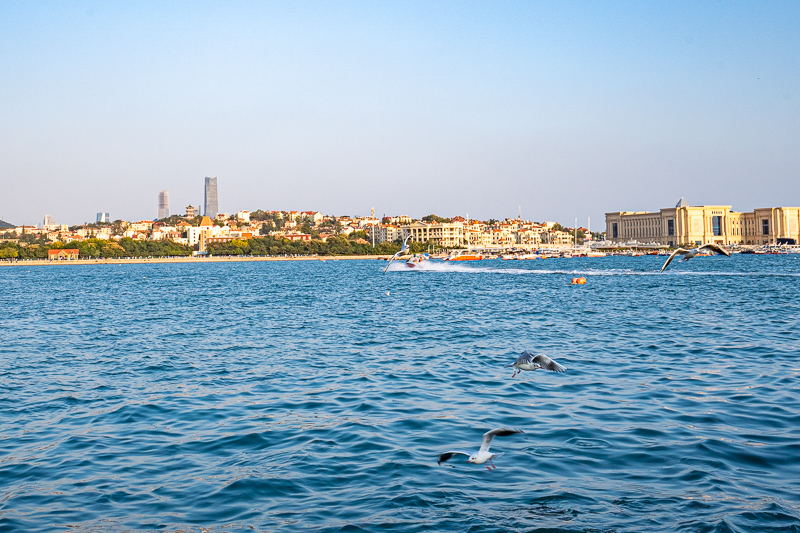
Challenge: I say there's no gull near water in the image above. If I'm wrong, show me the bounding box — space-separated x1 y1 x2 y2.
437 428 524 471
383 234 413 273
660 243 731 272
507 351 566 378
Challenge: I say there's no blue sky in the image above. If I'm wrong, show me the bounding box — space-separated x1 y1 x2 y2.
1 1 798 227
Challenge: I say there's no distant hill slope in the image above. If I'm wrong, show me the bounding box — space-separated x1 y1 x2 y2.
0 220 15 230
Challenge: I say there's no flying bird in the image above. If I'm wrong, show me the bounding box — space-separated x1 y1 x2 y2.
383 234 413 273
437 428 524 470
660 243 731 272
507 351 566 378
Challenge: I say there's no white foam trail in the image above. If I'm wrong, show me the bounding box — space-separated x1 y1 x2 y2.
381 260 800 277
383 261 475 273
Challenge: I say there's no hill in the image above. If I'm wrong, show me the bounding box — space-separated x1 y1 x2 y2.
0 220 15 230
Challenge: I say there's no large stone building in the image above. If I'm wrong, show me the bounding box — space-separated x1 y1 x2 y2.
606 198 800 246
404 221 465 248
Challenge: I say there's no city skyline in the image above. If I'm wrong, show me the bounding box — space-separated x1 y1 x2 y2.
1 2 798 226
5 194 800 232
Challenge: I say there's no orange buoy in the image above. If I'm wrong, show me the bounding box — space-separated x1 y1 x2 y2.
571 277 587 285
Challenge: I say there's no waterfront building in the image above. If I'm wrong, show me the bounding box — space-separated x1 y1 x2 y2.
513 223 550 247
96 212 110 223
605 198 800 246
158 190 169 219
186 216 228 252
404 221 465 247
47 249 79 260
204 177 218 218
369 224 402 244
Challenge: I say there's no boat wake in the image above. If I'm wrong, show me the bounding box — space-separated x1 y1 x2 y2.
381 261 800 277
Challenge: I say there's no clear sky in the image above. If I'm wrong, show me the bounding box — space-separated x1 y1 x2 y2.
1 0 798 227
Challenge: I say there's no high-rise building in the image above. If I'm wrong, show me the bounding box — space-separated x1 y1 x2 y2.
204 177 218 218
43 215 55 227
158 190 170 219
97 212 110 223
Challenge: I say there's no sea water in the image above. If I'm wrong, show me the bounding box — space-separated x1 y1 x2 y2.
1 255 799 532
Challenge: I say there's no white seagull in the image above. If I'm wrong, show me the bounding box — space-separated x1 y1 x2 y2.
660 243 731 272
437 428 524 470
383 234 413 273
507 351 566 378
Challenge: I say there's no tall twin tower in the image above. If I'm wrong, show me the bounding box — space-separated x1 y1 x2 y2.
157 177 218 220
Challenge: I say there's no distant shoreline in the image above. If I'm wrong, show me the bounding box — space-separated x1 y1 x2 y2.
0 255 385 267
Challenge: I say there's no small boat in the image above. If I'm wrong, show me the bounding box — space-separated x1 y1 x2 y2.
405 254 429 268
444 250 484 261
502 253 536 260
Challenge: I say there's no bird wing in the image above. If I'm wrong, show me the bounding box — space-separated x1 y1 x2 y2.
699 243 731 257
531 353 566 372
383 252 401 273
478 428 524 455
660 248 687 272
437 451 470 465
508 351 535 367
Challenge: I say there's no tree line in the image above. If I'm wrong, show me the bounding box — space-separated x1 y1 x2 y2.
205 235 427 256
0 238 193 259
0 235 424 259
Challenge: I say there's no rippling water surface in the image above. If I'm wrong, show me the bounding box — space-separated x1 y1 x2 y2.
2 255 800 532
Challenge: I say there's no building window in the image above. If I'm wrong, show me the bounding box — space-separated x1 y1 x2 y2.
762 219 769 235
712 216 722 236
612 223 618 239
667 219 674 236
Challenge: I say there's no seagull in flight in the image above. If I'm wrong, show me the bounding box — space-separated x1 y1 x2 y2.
437 428 524 470
507 351 566 378
660 243 731 272
383 234 413 273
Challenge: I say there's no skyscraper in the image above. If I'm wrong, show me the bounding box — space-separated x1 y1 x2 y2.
204 176 218 218
97 212 110 223
158 190 170 219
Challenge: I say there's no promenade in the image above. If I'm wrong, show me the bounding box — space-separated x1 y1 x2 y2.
0 255 383 267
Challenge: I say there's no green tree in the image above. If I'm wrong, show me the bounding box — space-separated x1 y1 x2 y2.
422 214 450 223
0 245 19 259
250 210 269 222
